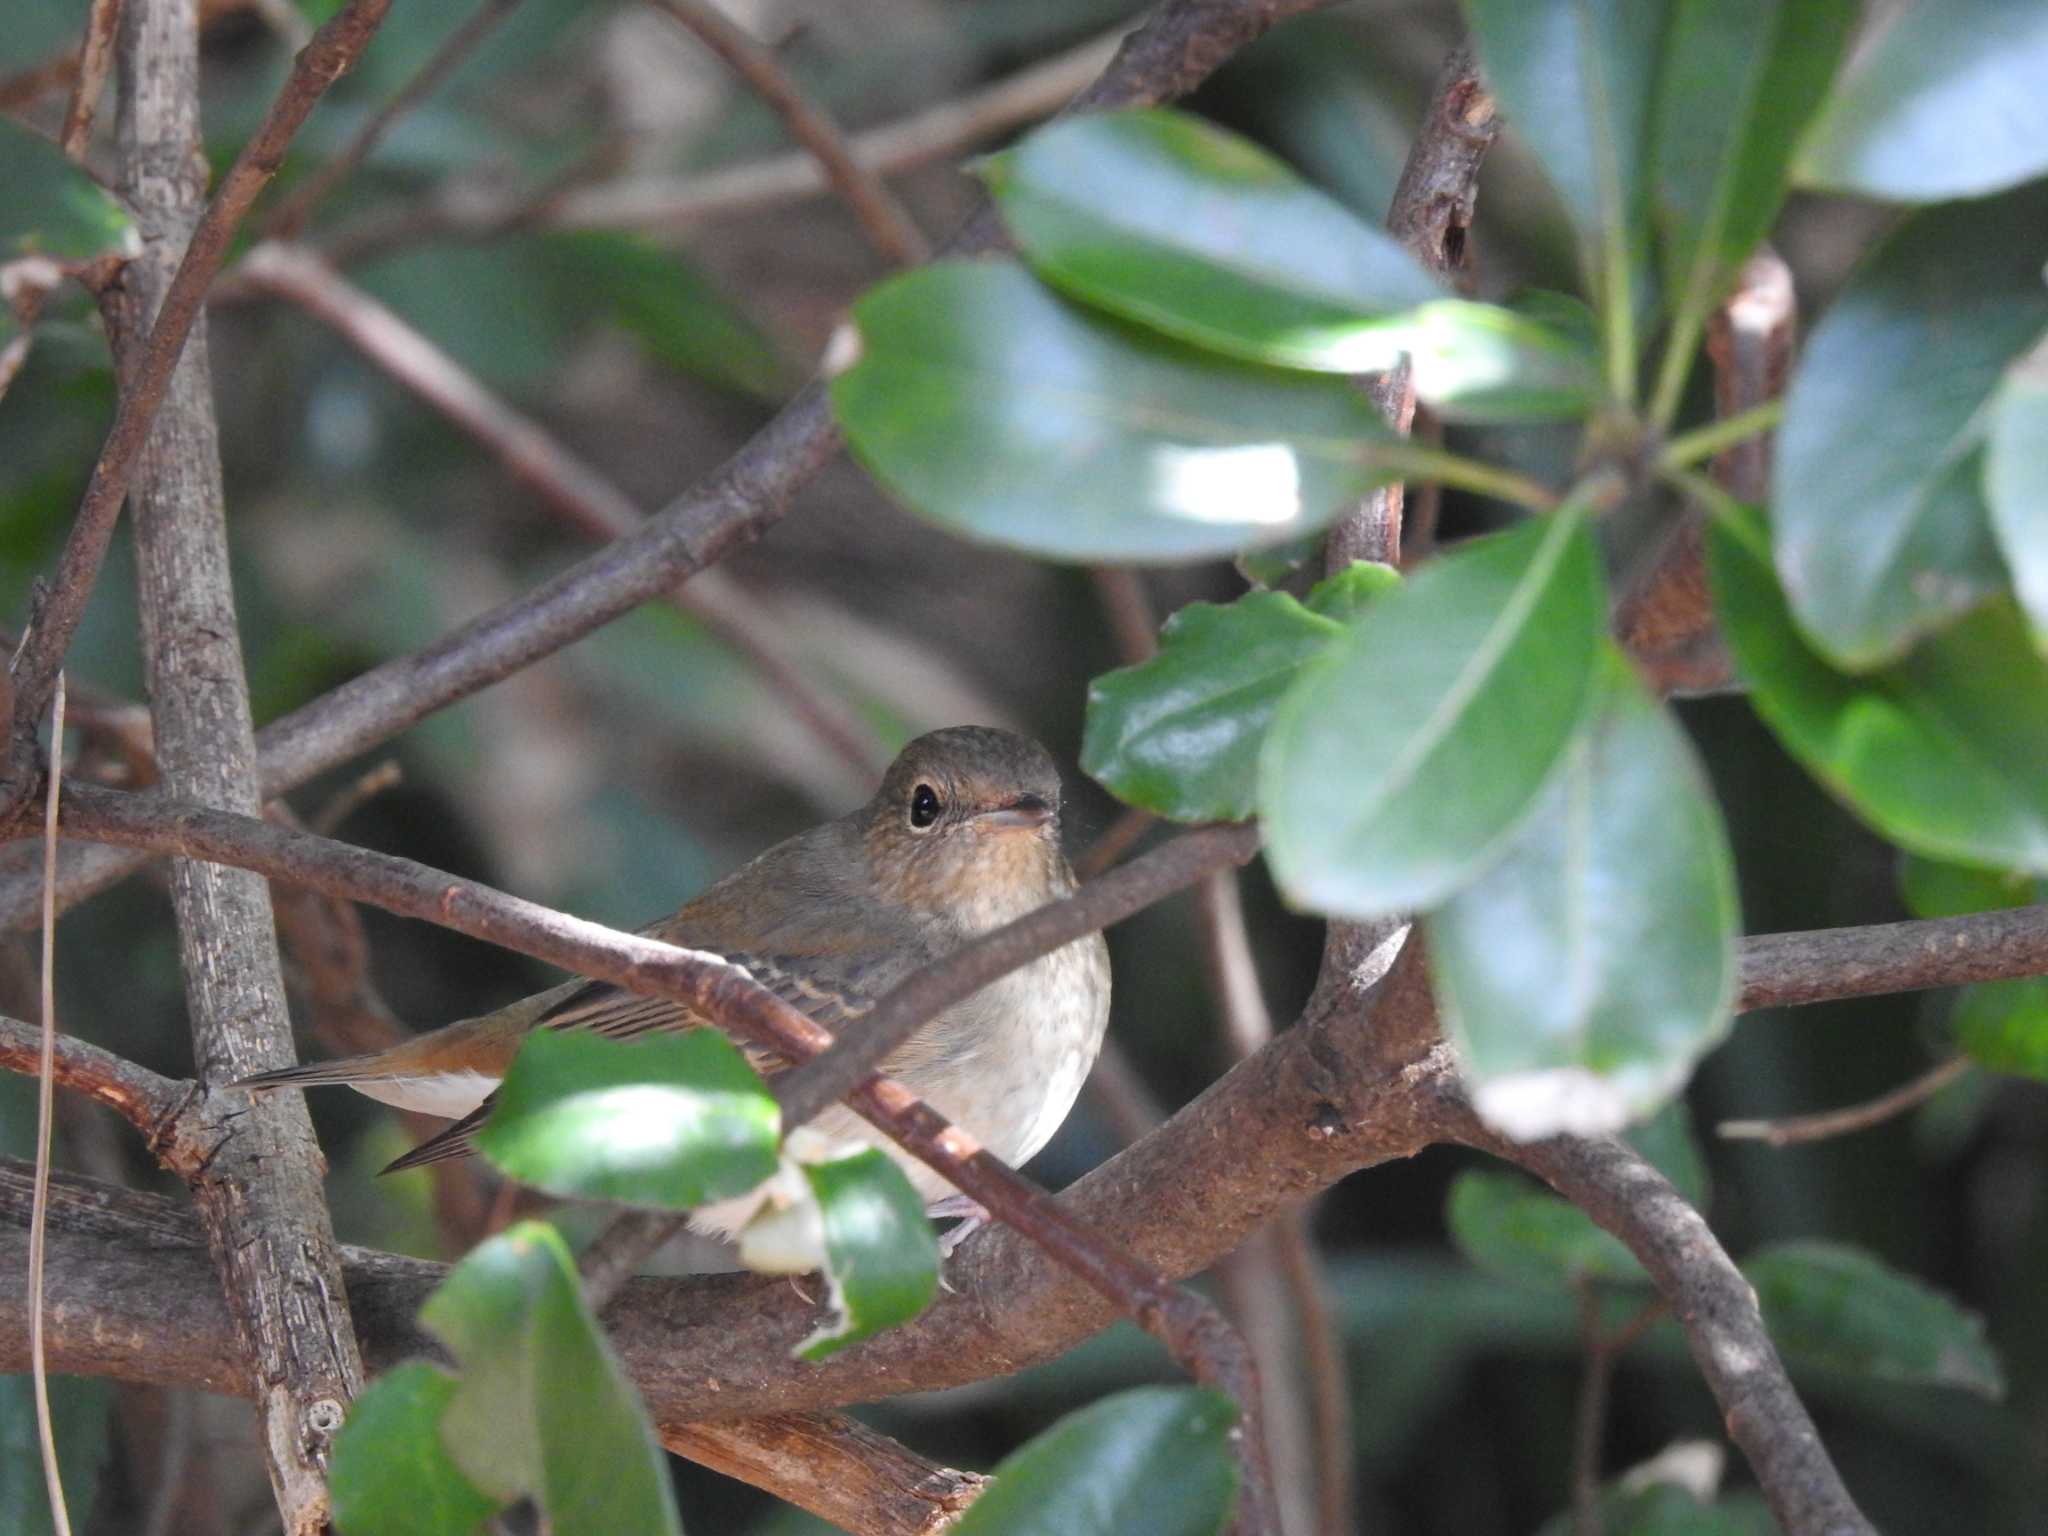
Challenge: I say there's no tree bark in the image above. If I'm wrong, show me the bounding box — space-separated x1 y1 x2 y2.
105 2 363 1526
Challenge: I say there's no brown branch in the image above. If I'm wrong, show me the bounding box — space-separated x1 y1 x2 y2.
260 0 527 243
771 822 1262 1129
1468 1126 1874 1535
1323 45 1496 573
0 0 1335 931
1618 247 1793 693
664 1414 988 1536
0 1015 187 1140
5 0 392 808
99 6 370 1525
0 940 1454 1427
1738 904 2048 1010
649 0 929 267
1718 1057 1973 1149
1075 804 1155 880
58 0 124 161
234 239 889 779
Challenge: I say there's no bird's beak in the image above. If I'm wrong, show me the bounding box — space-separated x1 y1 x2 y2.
975 794 1055 831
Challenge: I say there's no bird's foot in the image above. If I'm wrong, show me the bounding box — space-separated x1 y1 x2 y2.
928 1195 992 1282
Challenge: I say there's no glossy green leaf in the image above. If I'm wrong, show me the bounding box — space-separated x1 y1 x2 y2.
1084 591 1346 822
1985 341 2048 649
1537 1482 1776 1536
1796 0 2048 200
1772 182 2048 667
476 1027 781 1209
1390 299 1604 422
1446 1170 1647 1290
0 120 132 261
951 1385 1240 1536
831 261 1400 561
796 1148 941 1359
985 108 1442 367
1463 0 1672 386
1953 979 2048 1081
1305 559 1402 624
330 1364 500 1536
1747 1241 2004 1397
421 1222 683 1532
1262 506 1606 918
1652 0 1856 344
1428 651 1739 1139
1710 505 2048 873
1898 853 2044 919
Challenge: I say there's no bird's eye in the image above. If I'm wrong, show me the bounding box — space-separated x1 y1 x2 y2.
908 783 942 830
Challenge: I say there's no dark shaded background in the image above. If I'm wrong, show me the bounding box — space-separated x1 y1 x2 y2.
0 2 2036 1531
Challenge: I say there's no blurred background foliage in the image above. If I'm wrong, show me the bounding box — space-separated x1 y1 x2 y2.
0 1 2036 1532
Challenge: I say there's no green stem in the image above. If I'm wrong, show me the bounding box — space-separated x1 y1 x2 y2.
1647 307 1707 431
1364 442 1560 514
1602 248 1637 407
1659 399 1785 472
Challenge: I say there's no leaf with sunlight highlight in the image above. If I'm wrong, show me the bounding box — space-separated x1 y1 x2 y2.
830 261 1400 561
476 1027 781 1209
792 1148 940 1360
1427 650 1739 1141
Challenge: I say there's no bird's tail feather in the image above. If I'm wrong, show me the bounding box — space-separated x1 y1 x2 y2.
378 1097 494 1175
236 1060 381 1090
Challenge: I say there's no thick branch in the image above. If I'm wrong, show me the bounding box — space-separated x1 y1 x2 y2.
5 0 391 799
0 0 1333 931
1738 904 2048 1010
0 943 1454 1422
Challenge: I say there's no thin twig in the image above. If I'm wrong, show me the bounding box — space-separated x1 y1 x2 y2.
58 0 125 162
1075 804 1155 880
1739 906 2048 1010
1718 1057 1973 1149
260 0 527 242
1570 1284 1610 1536
29 676 70 1536
5 0 394 812
1092 567 1159 666
308 758 403 837
648 0 929 266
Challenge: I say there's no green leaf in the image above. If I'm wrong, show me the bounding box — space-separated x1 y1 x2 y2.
330 1364 500 1536
1462 0 1673 392
1261 505 1607 918
1446 1170 1647 1290
1985 340 2048 650
1747 1240 2004 1397
1796 0 2048 201
1772 182 2048 667
1710 504 2048 873
1389 299 1605 423
1305 559 1402 624
1537 1481 1777 1536
476 1027 781 1209
1427 651 1739 1139
1626 1098 1712 1211
1898 853 2044 919
421 1222 683 1532
0 120 132 260
796 1148 941 1360
1651 0 1856 354
1083 591 1345 822
951 1385 1241 1536
830 261 1401 562
985 107 1442 367
544 231 786 400
1953 978 2048 1081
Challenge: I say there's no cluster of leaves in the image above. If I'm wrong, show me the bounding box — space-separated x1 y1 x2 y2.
831 0 2048 1144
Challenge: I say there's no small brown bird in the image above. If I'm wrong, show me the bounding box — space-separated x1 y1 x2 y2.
242 726 1112 1239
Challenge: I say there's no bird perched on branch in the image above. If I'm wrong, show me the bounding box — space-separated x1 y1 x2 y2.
241 726 1112 1239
